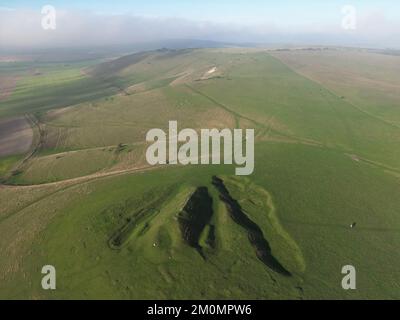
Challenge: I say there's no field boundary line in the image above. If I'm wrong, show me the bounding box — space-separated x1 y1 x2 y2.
0 164 164 223
269 52 400 131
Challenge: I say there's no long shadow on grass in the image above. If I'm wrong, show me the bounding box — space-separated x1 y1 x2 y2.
212 176 291 276
178 187 214 259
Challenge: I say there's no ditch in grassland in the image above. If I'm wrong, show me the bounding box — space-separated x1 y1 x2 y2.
178 186 215 258
212 176 291 276
108 207 160 249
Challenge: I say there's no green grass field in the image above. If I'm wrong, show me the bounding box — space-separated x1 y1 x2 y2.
0 47 399 299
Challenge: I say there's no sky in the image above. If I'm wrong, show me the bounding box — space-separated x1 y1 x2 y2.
1 0 400 49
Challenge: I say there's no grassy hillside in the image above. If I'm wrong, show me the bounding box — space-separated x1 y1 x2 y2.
1 143 399 299
0 48 399 299
271 49 400 125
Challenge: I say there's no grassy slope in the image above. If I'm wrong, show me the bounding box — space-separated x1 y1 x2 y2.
0 60 118 118
0 155 22 178
0 60 116 177
0 48 399 299
271 50 400 125
10 49 400 184
3 50 238 184
193 51 400 170
1 143 399 299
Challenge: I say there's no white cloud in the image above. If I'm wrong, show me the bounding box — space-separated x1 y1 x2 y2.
0 8 399 50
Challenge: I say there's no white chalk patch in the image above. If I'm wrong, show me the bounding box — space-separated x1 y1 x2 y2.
207 67 217 74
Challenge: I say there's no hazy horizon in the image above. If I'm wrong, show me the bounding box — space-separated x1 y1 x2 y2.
1 1 400 51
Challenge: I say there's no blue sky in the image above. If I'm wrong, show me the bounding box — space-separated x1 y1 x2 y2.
1 0 399 48
2 0 400 26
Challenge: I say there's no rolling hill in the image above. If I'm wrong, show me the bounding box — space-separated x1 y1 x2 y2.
0 47 399 299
